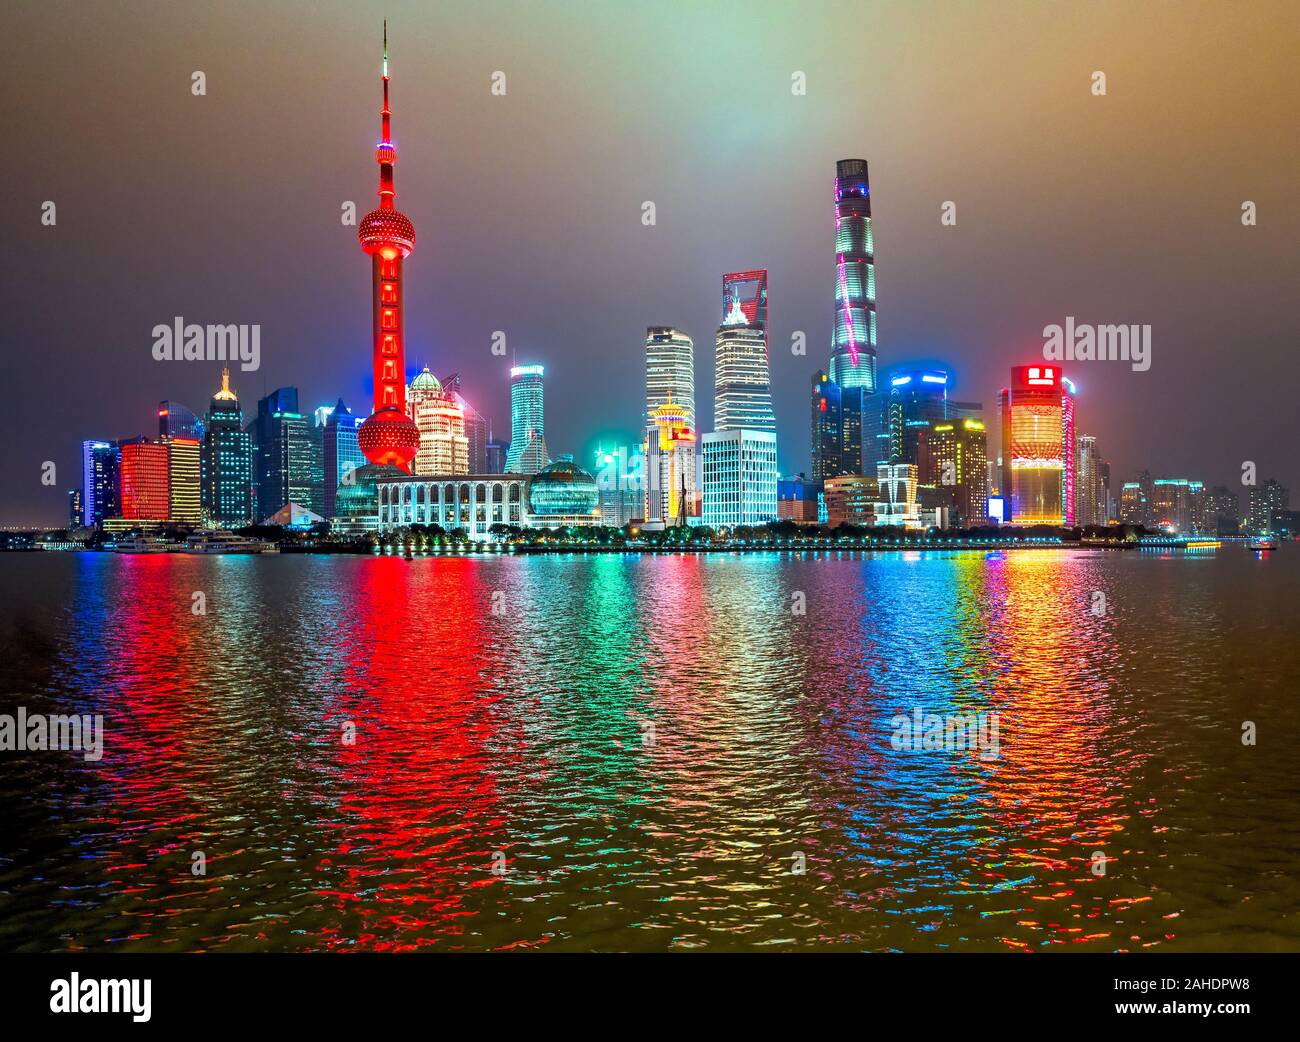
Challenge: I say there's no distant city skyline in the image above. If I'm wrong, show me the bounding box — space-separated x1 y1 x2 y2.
1 1 1297 524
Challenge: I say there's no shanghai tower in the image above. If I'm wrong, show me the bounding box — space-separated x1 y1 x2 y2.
356 23 420 471
827 159 877 393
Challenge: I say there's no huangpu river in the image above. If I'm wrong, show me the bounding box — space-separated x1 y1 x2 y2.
1 549 1297 952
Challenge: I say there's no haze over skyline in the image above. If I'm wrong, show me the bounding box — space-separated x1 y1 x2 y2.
2 0 1297 525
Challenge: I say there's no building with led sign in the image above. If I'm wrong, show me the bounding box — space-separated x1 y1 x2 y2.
998 365 1076 525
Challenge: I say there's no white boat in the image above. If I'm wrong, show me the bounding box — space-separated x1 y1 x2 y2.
1249 534 1278 551
114 536 172 554
182 531 276 554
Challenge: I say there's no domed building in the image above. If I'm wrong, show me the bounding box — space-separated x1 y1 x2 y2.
528 460 600 526
332 462 407 535
407 367 469 476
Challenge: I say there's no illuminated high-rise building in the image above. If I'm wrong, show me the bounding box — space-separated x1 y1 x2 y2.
158 401 203 441
318 398 366 519
485 437 508 475
164 436 202 524
645 327 695 432
67 489 82 529
827 159 877 392
1075 434 1108 528
442 373 488 473
1120 482 1148 526
1246 479 1289 535
355 24 420 471
701 428 778 528
998 365 1077 525
811 370 864 479
887 369 950 465
81 440 116 527
408 367 469 476
645 399 699 524
714 271 774 434
1151 478 1205 533
248 387 323 520
117 439 170 521
504 364 550 474
202 368 253 526
1204 486 1242 536
917 418 990 527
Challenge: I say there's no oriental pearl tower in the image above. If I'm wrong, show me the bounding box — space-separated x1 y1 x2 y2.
356 22 420 471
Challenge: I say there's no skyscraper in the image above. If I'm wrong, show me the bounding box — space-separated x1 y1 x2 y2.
828 159 877 392
248 387 322 520
1151 479 1205 533
485 438 508 475
165 436 202 525
1246 479 1288 534
442 373 488 474
645 327 696 433
1120 482 1149 526
887 369 950 465
714 271 774 433
319 398 366 519
998 365 1077 525
701 428 778 528
158 401 203 441
356 24 420 472
504 364 550 475
81 440 116 527
408 368 469 476
811 370 864 479
1204 486 1242 535
202 368 253 526
117 439 170 521
917 418 990 527
1075 435 1107 528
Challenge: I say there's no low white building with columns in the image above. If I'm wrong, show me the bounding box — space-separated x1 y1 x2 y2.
375 473 531 539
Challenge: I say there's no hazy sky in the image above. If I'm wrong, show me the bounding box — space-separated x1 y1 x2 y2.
1 0 1297 524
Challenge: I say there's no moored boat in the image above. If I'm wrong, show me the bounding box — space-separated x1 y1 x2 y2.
182 531 276 555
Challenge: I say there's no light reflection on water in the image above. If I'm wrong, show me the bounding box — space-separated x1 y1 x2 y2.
0 550 1297 951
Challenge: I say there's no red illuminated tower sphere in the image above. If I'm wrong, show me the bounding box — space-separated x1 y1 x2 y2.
357 22 420 470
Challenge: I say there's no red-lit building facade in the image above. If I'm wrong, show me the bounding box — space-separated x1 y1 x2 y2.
998 365 1076 526
117 439 171 521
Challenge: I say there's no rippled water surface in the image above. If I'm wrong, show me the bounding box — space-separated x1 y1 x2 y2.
1 549 1297 952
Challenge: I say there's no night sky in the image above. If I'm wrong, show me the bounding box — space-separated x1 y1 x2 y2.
2 0 1296 525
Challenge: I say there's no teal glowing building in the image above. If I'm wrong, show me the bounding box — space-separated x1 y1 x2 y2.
827 159 877 393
